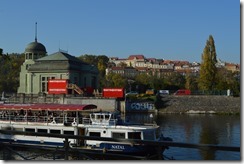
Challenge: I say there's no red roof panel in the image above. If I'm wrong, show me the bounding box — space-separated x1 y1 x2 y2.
0 104 97 111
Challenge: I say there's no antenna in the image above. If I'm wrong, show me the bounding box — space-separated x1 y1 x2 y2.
35 22 37 42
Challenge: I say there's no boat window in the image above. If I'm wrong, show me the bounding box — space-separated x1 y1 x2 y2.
90 114 95 121
112 132 125 139
25 128 35 132
89 132 101 137
128 132 141 140
50 129 61 134
105 114 110 120
37 129 47 133
143 130 155 140
96 114 103 120
64 131 74 135
15 128 23 132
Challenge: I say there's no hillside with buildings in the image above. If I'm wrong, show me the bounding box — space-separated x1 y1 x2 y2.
106 54 240 79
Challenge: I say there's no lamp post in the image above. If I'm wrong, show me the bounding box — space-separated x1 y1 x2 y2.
127 79 135 92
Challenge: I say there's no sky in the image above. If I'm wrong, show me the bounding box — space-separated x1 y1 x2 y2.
0 0 240 64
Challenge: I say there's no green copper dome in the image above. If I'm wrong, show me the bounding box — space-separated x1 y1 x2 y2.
25 41 46 53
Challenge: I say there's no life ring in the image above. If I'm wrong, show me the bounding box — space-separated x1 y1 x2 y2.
51 118 56 124
72 121 77 126
51 121 56 124
72 118 77 126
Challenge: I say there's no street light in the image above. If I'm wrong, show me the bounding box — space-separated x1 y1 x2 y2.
127 79 135 92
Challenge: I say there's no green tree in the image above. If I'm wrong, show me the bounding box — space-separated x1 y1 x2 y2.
150 76 165 90
105 73 126 87
78 54 97 65
79 54 109 89
198 35 217 90
164 72 185 90
0 53 24 92
97 55 109 76
185 71 198 91
215 68 240 96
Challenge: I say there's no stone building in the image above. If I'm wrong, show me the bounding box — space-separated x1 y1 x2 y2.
18 37 98 95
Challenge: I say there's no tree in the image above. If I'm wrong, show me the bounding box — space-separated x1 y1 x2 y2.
78 54 97 65
164 72 185 90
97 55 109 76
215 68 240 96
0 53 24 92
185 71 198 91
105 73 126 87
78 54 109 89
198 35 217 90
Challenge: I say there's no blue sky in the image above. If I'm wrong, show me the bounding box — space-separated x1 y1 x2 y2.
0 0 240 63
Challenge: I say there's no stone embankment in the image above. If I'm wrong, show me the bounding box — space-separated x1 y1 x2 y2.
158 95 240 114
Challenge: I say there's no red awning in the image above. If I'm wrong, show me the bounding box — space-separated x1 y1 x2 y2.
0 104 97 111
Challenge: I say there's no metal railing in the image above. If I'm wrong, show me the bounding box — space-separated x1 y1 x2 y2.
0 114 79 125
0 130 240 152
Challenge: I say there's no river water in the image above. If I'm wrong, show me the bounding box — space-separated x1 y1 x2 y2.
0 112 240 161
125 112 241 160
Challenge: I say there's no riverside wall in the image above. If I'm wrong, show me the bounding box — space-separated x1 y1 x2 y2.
158 95 241 114
6 94 241 114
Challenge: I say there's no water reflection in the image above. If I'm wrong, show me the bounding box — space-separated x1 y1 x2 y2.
199 117 219 160
124 113 240 160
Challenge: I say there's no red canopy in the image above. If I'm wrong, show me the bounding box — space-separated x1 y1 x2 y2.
0 104 97 111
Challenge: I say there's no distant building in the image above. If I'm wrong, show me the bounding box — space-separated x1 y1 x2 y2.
109 54 239 78
224 63 240 73
106 66 138 78
18 31 98 94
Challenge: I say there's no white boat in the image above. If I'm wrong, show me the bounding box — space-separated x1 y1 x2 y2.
0 104 171 156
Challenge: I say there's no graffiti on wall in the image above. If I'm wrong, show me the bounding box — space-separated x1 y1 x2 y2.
126 101 155 111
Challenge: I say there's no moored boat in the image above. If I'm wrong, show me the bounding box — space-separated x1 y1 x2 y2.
0 103 171 156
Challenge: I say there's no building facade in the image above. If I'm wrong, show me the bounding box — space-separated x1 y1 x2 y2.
18 39 98 94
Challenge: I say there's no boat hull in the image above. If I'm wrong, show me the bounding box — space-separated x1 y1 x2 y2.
97 142 166 156
0 137 166 156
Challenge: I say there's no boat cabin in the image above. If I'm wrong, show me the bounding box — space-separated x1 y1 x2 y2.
0 104 97 126
82 112 118 126
80 112 160 148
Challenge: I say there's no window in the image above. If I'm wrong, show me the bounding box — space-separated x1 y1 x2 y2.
50 129 61 134
25 53 29 60
37 129 47 133
29 53 33 60
41 82 46 92
112 132 125 139
26 64 30 70
15 128 23 132
41 76 55 92
128 132 141 140
89 132 100 137
25 128 35 132
64 131 74 135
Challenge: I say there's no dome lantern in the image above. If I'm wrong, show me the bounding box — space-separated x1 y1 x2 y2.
24 22 46 61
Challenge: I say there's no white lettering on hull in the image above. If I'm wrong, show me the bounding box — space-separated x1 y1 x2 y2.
111 145 125 150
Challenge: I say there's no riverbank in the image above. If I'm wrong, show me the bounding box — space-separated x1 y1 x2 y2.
158 95 240 114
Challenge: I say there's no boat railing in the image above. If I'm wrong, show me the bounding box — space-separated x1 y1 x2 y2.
0 114 78 125
82 117 117 126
